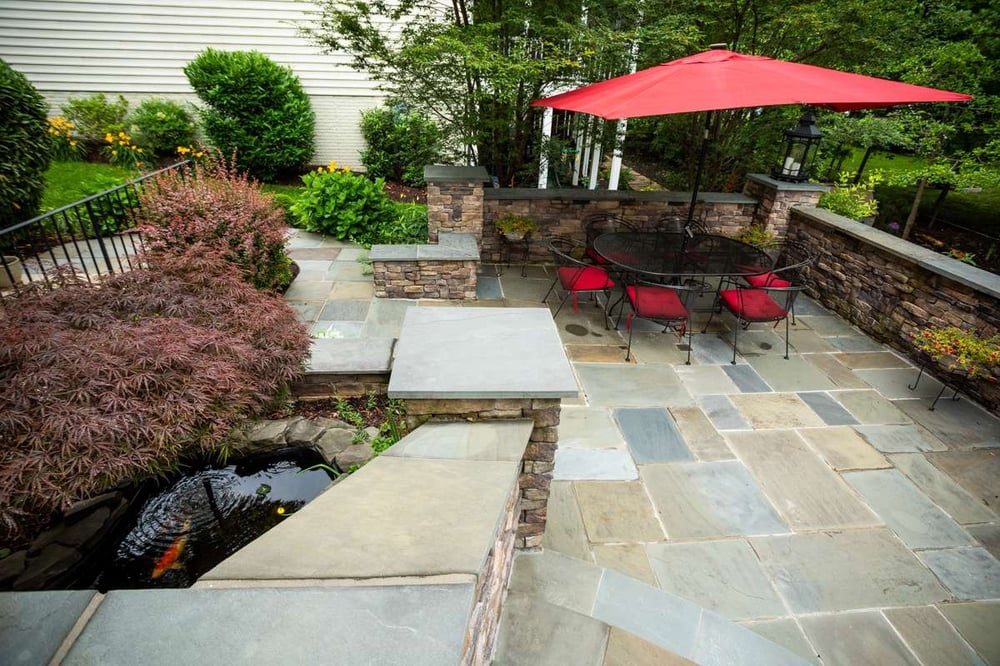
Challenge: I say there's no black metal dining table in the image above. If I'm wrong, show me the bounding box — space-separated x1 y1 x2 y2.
593 231 770 281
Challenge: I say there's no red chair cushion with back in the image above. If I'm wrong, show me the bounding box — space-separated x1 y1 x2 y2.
743 272 792 288
626 285 687 320
558 265 614 291
719 288 788 322
585 247 610 264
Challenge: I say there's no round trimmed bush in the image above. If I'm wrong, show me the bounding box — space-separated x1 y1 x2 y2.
184 49 315 181
129 99 197 158
360 103 443 186
0 59 52 226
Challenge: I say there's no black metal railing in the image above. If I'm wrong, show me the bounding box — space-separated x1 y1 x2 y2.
0 161 190 302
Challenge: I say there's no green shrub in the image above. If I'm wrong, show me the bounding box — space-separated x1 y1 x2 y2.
0 60 52 227
184 49 315 181
291 164 397 245
129 99 197 158
138 155 293 291
360 102 442 186
0 251 310 538
818 172 883 221
61 93 129 151
380 204 429 244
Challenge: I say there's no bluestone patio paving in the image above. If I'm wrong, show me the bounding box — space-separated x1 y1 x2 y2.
284 237 1000 664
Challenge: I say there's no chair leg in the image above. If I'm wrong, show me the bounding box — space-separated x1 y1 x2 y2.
702 308 716 334
552 290 572 317
541 278 558 304
685 322 693 365
784 314 791 359
731 318 739 365
625 321 635 361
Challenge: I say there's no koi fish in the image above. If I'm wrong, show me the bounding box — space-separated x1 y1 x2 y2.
151 520 190 580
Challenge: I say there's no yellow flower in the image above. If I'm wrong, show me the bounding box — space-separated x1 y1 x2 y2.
111 149 117 156
343 165 352 173
194 152 204 158
276 507 286 515
136 147 143 153
177 146 190 155
105 133 114 143
69 140 77 146
327 160 337 171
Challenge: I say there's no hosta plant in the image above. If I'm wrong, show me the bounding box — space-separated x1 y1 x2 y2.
0 251 311 539
912 326 1000 381
291 162 396 245
138 154 293 291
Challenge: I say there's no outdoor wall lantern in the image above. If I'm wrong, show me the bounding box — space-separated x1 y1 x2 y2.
773 111 823 182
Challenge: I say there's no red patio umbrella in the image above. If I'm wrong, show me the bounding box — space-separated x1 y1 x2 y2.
531 48 972 220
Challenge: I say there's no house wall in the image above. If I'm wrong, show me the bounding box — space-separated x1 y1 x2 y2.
0 0 386 167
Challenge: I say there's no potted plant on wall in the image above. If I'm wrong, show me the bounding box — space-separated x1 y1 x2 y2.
495 213 537 241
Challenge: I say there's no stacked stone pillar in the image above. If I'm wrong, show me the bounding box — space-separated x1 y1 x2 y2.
743 173 829 237
424 165 490 243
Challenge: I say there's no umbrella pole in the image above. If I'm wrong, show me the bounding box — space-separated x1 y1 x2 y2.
687 110 713 228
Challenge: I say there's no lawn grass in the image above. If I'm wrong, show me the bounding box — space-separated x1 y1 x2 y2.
42 161 135 212
261 183 304 200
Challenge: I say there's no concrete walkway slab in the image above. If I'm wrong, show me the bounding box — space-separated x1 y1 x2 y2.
741 619 819 665
828 335 887 352
604 627 698 665
937 601 1000 664
202 456 518 580
646 540 785 620
855 367 945 400
668 406 733 461
614 407 693 463
641 461 787 539
592 545 657 585
495 594 609 666
554 448 639 480
751 529 949 613
833 390 913 424
674 365 740 395
730 393 826 430
797 391 860 425
543 481 592 561
883 606 986 666
67 585 472 666
798 427 890 471
0 591 96 666
853 424 947 453
746 356 838 392
574 481 664 543
924 450 1000 510
699 394 751 430
558 406 627 449
383 420 532 461
803 354 871 389
844 469 975 549
888 454 996 524
727 430 880 530
723 364 773 393
508 551 602 616
798 611 920 666
916 547 1000 600
576 363 694 408
388 307 578 399
895 399 1000 449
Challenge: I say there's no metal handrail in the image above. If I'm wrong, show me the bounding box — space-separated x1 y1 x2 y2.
0 160 191 301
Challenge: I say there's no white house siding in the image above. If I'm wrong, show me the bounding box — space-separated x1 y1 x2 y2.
0 0 387 167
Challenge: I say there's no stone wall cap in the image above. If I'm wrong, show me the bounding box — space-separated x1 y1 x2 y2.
389 307 579 399
423 165 491 183
383 420 533 462
793 206 1000 299
747 173 832 192
370 232 479 262
486 188 757 205
306 338 395 374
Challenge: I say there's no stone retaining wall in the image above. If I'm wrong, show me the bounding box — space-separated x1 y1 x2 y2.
292 372 389 398
743 174 828 237
462 479 519 665
425 165 490 243
482 189 758 265
404 398 561 549
789 206 1000 414
372 259 478 299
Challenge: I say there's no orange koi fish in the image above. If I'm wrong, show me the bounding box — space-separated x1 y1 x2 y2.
151 520 191 580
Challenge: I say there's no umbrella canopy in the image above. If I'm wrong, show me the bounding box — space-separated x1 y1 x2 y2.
531 49 973 119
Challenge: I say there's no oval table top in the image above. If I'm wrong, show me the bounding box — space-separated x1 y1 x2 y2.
593 231 770 279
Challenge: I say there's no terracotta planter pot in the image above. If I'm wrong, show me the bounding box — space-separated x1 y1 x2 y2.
0 255 23 288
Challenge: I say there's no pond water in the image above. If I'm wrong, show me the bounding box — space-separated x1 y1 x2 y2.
89 448 335 590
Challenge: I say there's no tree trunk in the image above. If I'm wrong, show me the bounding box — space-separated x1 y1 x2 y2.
901 177 928 241
927 185 951 229
853 146 874 184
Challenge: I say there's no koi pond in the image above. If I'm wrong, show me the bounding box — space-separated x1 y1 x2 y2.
87 447 335 590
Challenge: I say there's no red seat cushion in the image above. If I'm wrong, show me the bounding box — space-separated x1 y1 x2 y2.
559 265 614 291
719 288 787 322
626 285 688 321
744 272 791 288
